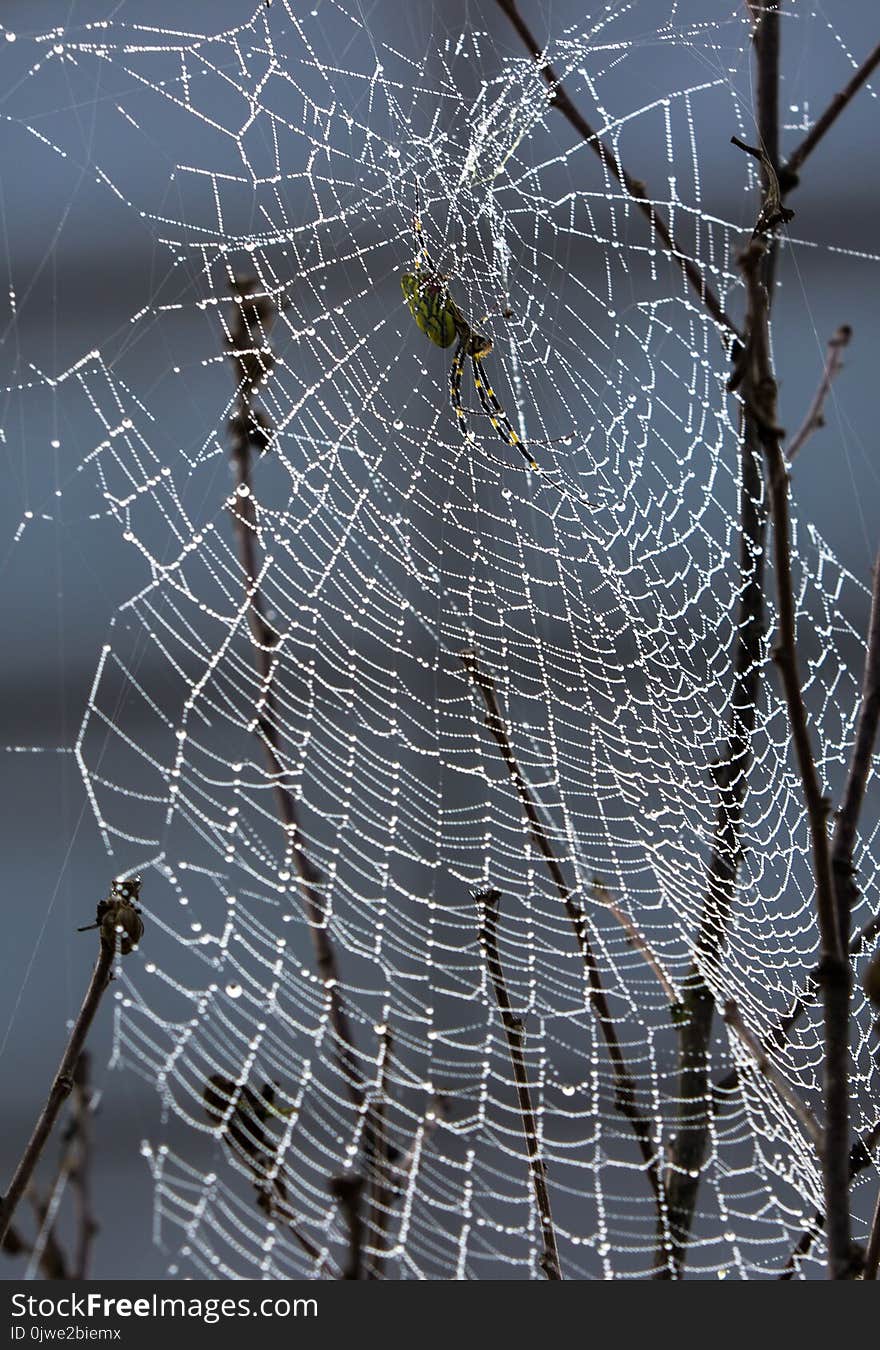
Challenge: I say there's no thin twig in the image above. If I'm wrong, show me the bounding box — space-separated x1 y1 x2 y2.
723 1000 823 1150
365 1026 393 1280
714 553 880 1099
778 1122 880 1278
492 0 739 339
590 879 679 1007
328 1175 365 1280
0 939 115 1246
26 1053 98 1281
460 652 666 1218
386 1095 450 1188
657 1 778 1279
476 888 562 1280
830 553 880 941
781 41 880 189
737 230 852 1277
786 326 852 463
263 1191 337 1276
27 1191 69 1281
70 1053 98 1280
714 900 880 1098
203 1073 336 1275
225 278 379 1161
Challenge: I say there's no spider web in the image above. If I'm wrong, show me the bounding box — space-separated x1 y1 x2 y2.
3 0 879 1279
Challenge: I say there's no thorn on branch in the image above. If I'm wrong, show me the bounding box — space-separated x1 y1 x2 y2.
785 325 852 463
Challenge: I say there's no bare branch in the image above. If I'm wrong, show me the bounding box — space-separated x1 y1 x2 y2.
329 1174 365 1280
736 230 852 1277
782 41 880 188
203 1073 337 1276
657 1 779 1279
69 1053 98 1280
0 913 122 1246
786 326 852 463
831 554 880 940
713 902 880 1100
476 888 562 1280
492 0 739 339
28 1053 99 1281
460 652 665 1219
778 1123 880 1278
365 1026 393 1280
590 879 679 1007
746 555 880 1275
715 536 879 1096
225 277 382 1170
27 1190 69 1280
723 1000 823 1150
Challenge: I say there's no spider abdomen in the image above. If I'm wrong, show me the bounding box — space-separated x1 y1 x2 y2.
401 273 459 349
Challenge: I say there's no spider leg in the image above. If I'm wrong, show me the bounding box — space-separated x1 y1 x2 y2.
470 355 538 469
412 182 440 276
449 339 469 434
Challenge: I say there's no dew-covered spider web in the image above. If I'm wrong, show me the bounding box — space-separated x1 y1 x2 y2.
3 0 880 1280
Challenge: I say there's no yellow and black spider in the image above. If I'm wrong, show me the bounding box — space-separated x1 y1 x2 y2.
400 194 539 470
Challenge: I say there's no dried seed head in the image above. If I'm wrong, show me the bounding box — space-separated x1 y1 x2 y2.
79 876 144 955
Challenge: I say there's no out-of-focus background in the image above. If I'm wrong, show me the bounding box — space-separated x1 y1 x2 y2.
0 1 877 1279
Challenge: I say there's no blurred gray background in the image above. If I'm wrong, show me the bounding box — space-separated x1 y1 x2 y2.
0 0 878 1280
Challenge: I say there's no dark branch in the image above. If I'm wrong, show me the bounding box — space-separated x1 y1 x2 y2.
786 326 852 463
68 1053 98 1279
778 1123 880 1278
27 1191 70 1281
782 41 880 188
329 1174 365 1280
656 1 779 1279
714 901 880 1099
203 1073 336 1276
492 0 739 339
714 550 880 1082
365 1027 394 1280
737 230 852 1277
476 888 563 1280
831 553 880 943
0 922 118 1247
460 652 665 1221
723 1000 823 1149
225 276 382 1174
591 879 679 1006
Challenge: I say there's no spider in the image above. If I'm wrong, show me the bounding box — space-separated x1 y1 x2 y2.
400 193 540 470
